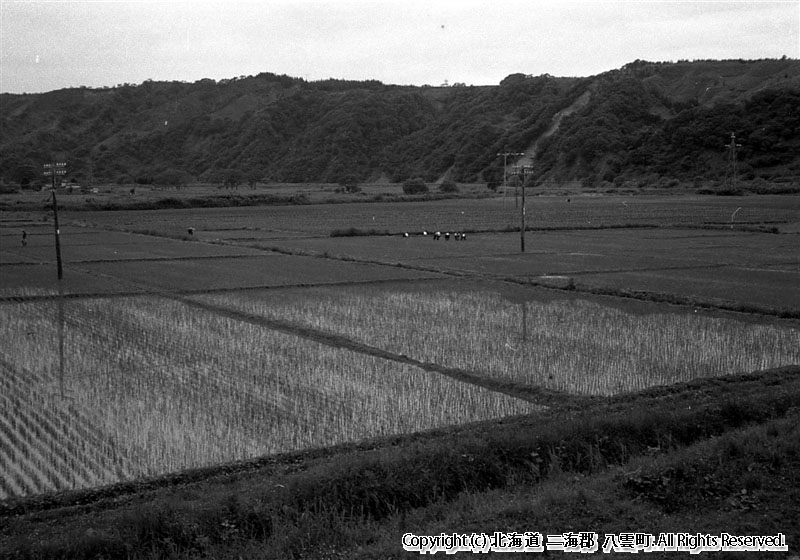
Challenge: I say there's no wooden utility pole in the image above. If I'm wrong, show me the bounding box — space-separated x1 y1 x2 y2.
43 161 66 279
725 132 742 191
513 165 534 252
51 191 63 280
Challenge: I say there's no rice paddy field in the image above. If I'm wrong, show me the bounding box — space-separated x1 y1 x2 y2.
0 295 538 499
196 285 800 397
1 192 798 501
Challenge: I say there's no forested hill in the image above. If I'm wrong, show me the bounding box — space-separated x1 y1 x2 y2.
2 58 799 190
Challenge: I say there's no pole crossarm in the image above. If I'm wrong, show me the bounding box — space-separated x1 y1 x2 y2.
496 151 525 160
43 162 67 180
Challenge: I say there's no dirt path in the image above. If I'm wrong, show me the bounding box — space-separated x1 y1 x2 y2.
178 295 588 409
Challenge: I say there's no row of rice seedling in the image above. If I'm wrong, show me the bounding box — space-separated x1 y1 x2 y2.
0 295 537 498
0 374 124 499
196 287 800 396
0 305 131 500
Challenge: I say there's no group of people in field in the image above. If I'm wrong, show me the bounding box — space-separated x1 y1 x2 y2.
403 230 468 241
403 231 467 241
422 231 466 241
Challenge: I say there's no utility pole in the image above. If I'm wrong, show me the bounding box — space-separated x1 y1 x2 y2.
43 161 69 399
497 152 524 206
512 164 534 252
725 132 742 191
43 161 66 280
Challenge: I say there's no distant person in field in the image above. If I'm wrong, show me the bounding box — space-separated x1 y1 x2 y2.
21 230 27 246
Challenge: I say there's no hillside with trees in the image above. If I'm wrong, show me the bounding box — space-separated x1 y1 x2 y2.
1 58 799 192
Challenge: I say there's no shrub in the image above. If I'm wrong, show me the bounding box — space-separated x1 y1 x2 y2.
330 227 390 237
402 178 429 195
438 180 459 193
338 177 361 193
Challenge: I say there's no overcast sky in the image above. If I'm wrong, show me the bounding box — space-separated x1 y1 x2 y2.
1 0 798 94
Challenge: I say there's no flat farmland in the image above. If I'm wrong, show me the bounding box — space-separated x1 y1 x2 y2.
3 227 265 264
0 224 443 297
76 253 442 292
0 254 442 296
1 193 799 503
50 195 797 312
233 227 800 313
584 266 799 310
0 295 536 498
194 282 800 396
68 193 800 237
0 265 141 298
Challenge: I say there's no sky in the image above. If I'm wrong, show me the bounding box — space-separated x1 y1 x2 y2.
1 0 798 94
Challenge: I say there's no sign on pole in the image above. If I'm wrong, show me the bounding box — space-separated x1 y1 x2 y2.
43 162 67 189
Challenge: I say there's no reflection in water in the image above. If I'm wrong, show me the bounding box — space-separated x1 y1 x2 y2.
521 301 527 342
57 282 67 400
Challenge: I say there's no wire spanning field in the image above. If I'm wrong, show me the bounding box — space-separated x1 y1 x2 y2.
197 286 800 396
0 296 537 499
